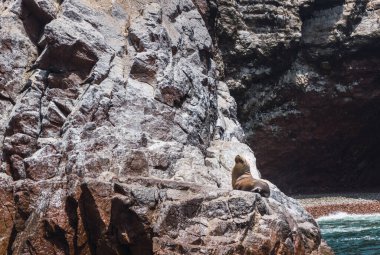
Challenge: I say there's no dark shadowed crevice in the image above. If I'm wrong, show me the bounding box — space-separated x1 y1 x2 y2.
65 196 79 255
129 57 157 85
43 220 70 255
26 240 37 254
36 42 99 80
6 225 17 255
105 196 153 255
199 49 212 72
153 165 169 171
313 0 345 11
113 183 128 196
192 0 218 41
20 0 55 50
79 184 107 255
0 92 16 105
344 0 370 36
300 0 345 21
37 72 49 140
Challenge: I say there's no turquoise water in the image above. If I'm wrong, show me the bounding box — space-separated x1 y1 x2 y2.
317 213 380 255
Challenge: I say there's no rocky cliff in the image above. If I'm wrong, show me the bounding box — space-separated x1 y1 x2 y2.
0 0 335 254
204 0 380 194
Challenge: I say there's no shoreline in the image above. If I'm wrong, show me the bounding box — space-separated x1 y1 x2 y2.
294 192 380 218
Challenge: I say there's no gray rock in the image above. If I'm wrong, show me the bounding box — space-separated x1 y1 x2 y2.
0 0 333 254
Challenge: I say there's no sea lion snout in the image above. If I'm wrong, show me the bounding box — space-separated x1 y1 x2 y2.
252 187 262 193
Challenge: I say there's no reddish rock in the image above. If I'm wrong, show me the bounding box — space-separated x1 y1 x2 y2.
0 179 15 255
0 0 335 254
306 202 380 218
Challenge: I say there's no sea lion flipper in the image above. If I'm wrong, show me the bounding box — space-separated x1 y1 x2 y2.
252 187 262 193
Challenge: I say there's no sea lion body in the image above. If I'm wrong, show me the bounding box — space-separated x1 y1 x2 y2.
232 155 270 197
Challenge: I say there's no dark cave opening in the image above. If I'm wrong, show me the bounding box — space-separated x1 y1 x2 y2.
244 52 380 195
214 0 380 195
251 97 380 195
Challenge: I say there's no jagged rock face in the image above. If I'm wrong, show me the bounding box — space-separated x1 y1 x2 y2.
1 0 252 189
209 0 380 194
1 175 333 255
0 0 332 254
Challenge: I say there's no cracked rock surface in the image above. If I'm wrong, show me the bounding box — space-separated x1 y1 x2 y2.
205 0 380 194
0 0 332 254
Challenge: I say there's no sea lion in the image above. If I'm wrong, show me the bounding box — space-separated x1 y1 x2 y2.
232 155 270 197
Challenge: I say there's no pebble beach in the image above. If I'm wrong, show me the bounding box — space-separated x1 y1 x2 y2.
295 193 380 218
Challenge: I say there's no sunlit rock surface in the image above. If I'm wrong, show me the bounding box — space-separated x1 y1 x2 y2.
0 0 332 254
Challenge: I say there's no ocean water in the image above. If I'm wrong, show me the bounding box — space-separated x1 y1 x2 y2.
317 213 380 255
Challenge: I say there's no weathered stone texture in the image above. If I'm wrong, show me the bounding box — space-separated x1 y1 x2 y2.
0 0 333 254
207 0 380 193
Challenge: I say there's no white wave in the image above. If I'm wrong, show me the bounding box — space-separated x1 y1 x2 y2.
317 212 351 221
339 235 380 241
317 212 380 222
321 226 376 234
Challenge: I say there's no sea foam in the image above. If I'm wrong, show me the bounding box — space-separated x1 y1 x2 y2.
317 212 380 255
317 212 380 222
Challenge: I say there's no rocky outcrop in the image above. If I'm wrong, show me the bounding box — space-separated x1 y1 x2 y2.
0 0 332 254
1 175 335 255
208 0 380 194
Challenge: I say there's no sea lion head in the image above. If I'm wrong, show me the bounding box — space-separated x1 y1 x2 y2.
235 155 248 166
232 155 250 187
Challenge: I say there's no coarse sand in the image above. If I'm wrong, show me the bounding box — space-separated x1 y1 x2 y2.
294 193 380 218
